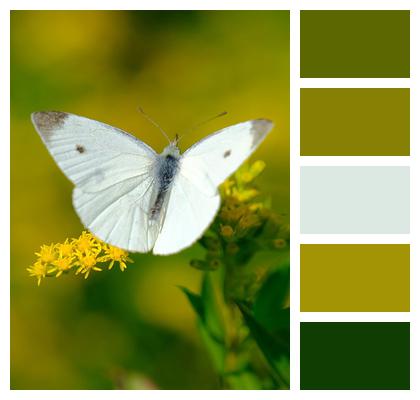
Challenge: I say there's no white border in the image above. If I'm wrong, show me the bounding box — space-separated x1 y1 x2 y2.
300 234 411 244
300 313 411 322
300 156 411 166
2 0 419 399
3 0 418 11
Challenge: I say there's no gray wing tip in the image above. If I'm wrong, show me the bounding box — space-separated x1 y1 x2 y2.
31 112 69 143
250 118 274 147
31 111 42 126
252 118 274 131
31 111 68 130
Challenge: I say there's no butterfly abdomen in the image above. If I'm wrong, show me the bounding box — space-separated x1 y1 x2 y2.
150 153 180 220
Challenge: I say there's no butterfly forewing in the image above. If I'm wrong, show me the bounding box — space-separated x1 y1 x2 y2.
32 112 158 192
180 119 273 190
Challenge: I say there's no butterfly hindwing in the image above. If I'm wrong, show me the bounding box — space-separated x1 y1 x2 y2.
73 173 161 252
153 172 220 255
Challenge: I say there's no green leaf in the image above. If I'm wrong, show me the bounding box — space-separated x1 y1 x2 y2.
224 251 288 302
225 369 263 390
253 266 290 332
201 272 226 341
238 303 289 387
178 286 205 320
179 278 225 341
179 276 227 375
197 320 226 374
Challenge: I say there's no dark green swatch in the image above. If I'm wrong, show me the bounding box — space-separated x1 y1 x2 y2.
300 88 410 156
300 322 410 390
300 10 410 78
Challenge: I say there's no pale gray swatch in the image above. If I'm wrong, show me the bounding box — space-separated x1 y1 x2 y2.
301 166 410 234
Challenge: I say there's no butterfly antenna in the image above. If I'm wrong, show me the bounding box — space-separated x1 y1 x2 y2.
138 106 171 144
177 111 227 143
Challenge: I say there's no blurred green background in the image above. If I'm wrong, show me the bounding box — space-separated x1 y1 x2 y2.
11 10 289 389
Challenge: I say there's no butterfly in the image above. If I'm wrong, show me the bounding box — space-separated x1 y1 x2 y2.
31 111 273 255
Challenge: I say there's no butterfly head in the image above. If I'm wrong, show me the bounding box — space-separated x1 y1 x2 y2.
162 140 181 158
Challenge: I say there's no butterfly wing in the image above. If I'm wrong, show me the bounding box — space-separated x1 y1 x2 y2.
32 111 161 252
179 119 273 195
153 119 273 255
72 176 160 252
152 173 220 255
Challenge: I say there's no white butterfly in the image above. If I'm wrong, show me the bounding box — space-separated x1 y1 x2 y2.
32 112 273 255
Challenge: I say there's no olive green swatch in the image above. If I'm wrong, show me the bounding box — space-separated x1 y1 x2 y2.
300 244 410 312
300 88 410 156
300 10 410 78
300 322 410 390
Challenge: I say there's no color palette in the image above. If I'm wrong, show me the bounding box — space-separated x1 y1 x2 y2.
300 244 410 312
300 166 410 234
298 9 411 391
300 322 410 389
300 10 410 78
300 88 410 156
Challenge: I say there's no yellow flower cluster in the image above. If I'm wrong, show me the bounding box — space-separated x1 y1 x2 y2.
27 231 133 285
217 160 284 247
192 160 289 272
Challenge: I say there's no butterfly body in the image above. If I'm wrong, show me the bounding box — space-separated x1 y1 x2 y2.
150 145 180 220
32 111 273 255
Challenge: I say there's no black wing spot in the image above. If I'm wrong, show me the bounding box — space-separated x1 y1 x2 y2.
224 150 231 158
76 144 85 153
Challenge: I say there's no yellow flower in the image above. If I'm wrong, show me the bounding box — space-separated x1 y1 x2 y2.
35 244 57 264
249 202 264 211
249 160 265 178
101 244 133 271
232 188 259 202
235 213 262 238
73 231 102 254
75 250 102 279
27 261 49 286
220 179 235 197
51 256 74 277
238 214 261 230
56 239 73 257
220 200 248 222
220 225 234 238
240 171 254 183
28 231 135 284
236 160 266 184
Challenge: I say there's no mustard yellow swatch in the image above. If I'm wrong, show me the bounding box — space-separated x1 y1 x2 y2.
300 88 410 156
301 244 410 312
